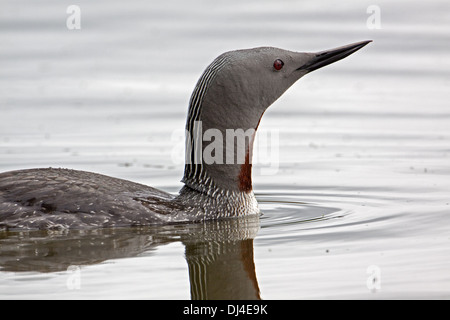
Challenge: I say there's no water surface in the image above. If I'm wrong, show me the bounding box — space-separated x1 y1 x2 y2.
1 0 449 299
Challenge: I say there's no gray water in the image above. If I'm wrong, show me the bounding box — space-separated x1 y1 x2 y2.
1 0 449 299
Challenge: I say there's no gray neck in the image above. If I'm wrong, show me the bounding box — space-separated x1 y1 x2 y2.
182 53 263 196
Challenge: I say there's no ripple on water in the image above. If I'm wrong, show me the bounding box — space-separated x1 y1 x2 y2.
256 189 349 244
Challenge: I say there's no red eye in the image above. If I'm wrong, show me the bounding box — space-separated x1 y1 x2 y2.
273 59 284 71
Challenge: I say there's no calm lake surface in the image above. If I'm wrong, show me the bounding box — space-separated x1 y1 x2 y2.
1 0 449 299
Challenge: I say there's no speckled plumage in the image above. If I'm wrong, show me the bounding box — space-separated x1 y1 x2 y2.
0 168 176 229
0 168 259 230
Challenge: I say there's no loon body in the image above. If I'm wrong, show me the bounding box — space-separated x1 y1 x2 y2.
0 41 371 230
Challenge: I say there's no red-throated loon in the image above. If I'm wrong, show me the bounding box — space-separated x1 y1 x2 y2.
0 40 371 230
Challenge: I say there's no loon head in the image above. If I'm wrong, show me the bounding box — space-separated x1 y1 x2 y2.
182 41 372 195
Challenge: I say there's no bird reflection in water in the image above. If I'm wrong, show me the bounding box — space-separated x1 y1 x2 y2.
0 214 261 300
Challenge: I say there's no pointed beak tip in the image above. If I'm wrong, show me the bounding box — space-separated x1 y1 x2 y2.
361 39 373 46
299 40 373 72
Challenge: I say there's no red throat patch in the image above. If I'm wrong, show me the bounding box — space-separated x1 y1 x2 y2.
238 115 264 193
238 150 252 192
